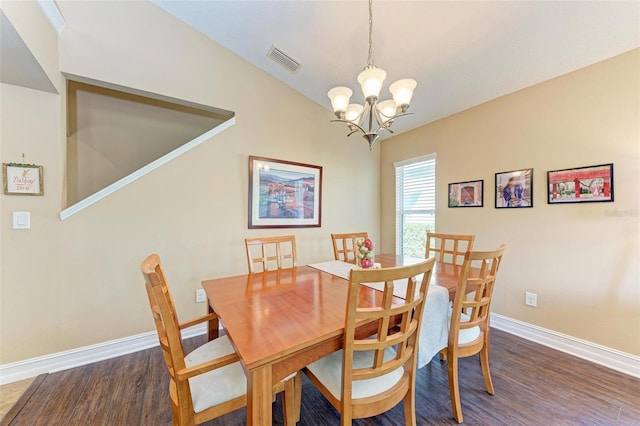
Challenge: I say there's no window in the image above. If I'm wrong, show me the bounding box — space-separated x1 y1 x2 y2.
395 154 436 257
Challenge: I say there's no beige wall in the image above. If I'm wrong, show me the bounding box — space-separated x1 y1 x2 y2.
381 49 640 355
0 1 380 363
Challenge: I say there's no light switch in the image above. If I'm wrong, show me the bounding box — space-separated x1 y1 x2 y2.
13 212 31 230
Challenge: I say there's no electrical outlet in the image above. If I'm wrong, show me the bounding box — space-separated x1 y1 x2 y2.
525 291 537 307
195 289 206 303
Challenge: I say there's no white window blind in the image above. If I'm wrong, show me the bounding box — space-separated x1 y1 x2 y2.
394 154 436 257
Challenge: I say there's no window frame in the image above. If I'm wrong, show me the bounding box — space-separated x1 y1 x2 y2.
394 154 437 256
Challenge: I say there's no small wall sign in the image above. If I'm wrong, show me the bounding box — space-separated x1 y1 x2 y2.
3 163 44 196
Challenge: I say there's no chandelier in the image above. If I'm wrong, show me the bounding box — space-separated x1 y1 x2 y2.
327 0 417 150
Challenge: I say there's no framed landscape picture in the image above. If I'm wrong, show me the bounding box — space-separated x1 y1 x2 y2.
448 180 483 207
547 163 613 204
248 156 322 228
495 168 533 208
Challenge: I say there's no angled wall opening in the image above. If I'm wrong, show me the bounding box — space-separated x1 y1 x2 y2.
62 76 235 219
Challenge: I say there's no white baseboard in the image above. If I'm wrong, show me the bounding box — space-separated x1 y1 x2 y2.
491 313 640 378
0 324 207 385
2 315 638 385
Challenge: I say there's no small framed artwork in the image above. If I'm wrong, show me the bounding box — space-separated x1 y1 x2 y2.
448 180 484 207
495 168 533 208
2 163 44 196
547 163 614 204
248 156 322 228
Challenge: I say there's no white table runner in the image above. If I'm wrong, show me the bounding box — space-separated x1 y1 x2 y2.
307 260 449 368
307 260 352 280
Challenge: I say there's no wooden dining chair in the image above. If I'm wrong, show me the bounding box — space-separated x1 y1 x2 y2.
245 235 297 273
303 258 436 426
331 232 369 263
444 244 506 423
425 232 475 266
140 254 301 426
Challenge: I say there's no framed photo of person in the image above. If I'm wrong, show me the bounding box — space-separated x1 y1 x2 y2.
495 168 533 208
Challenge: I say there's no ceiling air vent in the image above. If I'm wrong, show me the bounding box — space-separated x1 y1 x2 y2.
267 45 302 74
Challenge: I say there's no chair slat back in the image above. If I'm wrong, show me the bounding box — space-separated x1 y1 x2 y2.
426 232 475 266
140 254 188 386
245 235 297 273
344 258 436 405
450 245 506 346
331 232 369 263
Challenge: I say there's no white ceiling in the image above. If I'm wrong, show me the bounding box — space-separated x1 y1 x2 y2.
3 1 638 137
152 0 640 138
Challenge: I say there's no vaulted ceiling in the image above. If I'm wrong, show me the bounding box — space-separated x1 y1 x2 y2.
153 0 640 137
3 1 639 139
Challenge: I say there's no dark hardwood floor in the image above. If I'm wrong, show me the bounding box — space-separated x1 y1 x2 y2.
3 329 639 425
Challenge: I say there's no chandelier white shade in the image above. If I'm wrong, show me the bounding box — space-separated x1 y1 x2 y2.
327 87 352 113
389 79 417 111
357 67 387 99
345 104 364 123
376 99 397 118
327 0 417 149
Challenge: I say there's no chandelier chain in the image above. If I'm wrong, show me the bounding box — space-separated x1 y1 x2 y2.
367 0 374 67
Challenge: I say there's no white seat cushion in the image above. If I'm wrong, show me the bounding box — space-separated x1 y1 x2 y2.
448 309 481 345
184 335 247 413
184 335 297 413
305 346 404 401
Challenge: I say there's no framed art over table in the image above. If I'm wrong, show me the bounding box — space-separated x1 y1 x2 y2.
248 156 322 228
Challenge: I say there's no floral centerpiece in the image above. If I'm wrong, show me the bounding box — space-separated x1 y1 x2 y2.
356 238 375 268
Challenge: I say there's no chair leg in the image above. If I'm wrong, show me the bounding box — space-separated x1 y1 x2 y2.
447 354 463 423
439 348 447 361
294 371 302 423
340 413 353 426
403 385 417 426
480 340 494 395
282 372 301 425
170 401 182 426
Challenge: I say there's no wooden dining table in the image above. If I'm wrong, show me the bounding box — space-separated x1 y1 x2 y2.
201 254 467 426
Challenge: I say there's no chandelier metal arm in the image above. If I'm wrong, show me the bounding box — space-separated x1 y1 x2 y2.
330 111 413 139
373 104 387 127
330 118 368 136
373 112 412 135
368 102 375 133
